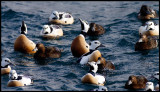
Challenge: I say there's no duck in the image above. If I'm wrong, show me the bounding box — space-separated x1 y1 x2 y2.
1 58 15 75
125 75 148 89
77 40 105 65
40 24 63 39
7 70 33 87
93 86 108 91
49 11 74 25
135 34 158 51
138 5 158 20
81 60 106 86
33 43 62 60
14 21 36 54
79 18 105 36
139 21 159 36
71 34 90 57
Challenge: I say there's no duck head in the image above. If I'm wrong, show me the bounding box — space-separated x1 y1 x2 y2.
139 5 152 16
127 75 137 85
49 11 59 20
33 43 45 53
9 70 18 80
145 21 156 31
20 21 27 35
42 25 52 34
1 58 15 67
89 40 105 50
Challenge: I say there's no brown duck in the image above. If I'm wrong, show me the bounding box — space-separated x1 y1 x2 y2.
125 75 148 89
33 43 62 60
138 5 158 20
135 34 158 51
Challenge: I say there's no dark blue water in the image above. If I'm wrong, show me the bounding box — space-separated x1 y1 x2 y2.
1 1 159 91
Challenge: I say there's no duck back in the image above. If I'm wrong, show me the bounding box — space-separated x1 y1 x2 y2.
14 34 36 54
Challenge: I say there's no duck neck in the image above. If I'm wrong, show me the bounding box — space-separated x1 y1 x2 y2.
38 47 45 54
1 65 8 68
80 32 87 38
89 71 96 76
89 65 97 74
89 46 97 51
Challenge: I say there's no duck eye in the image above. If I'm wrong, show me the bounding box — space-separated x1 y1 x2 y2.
89 43 91 45
94 42 98 44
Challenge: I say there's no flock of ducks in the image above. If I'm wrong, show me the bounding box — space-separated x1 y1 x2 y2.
1 4 159 91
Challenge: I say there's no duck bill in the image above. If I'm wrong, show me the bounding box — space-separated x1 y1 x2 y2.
99 44 105 47
9 61 16 66
32 47 38 52
79 18 83 23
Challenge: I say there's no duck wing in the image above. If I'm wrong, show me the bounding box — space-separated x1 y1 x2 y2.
45 46 61 58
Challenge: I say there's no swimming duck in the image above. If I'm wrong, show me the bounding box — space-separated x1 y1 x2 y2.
40 24 63 39
71 34 90 57
49 11 74 25
7 70 33 87
139 21 159 36
81 60 106 86
33 43 62 60
135 34 158 51
125 75 148 89
77 40 105 64
77 40 105 65
138 5 158 20
93 86 108 91
1 58 15 75
79 18 105 36
14 21 36 54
